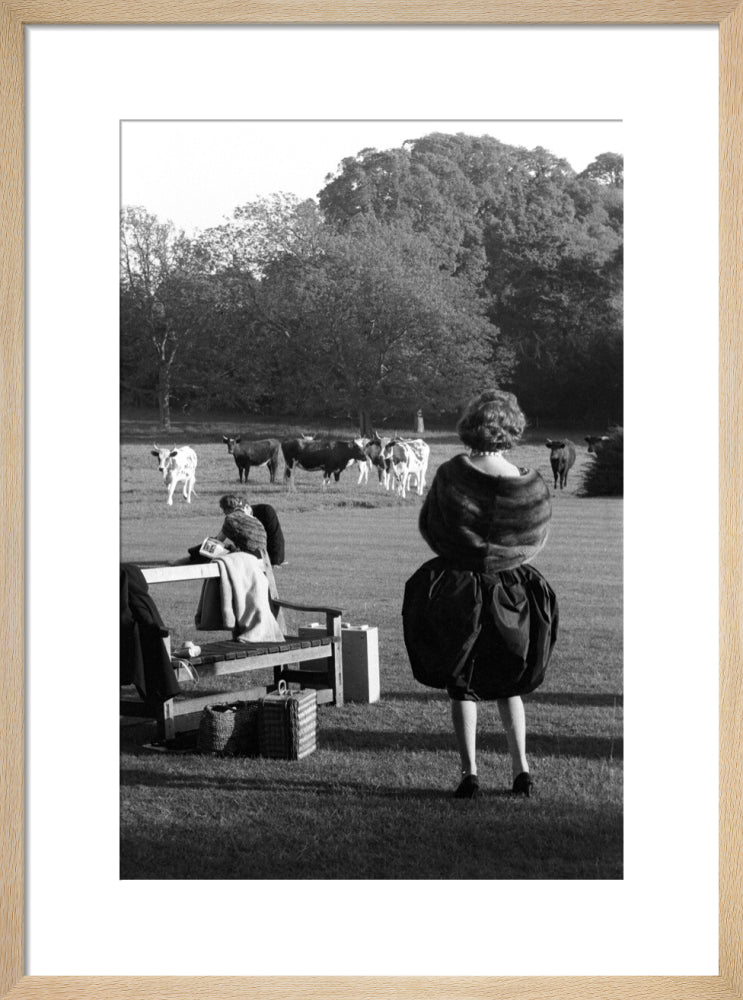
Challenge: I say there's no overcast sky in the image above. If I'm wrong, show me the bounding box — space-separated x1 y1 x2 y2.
121 119 622 233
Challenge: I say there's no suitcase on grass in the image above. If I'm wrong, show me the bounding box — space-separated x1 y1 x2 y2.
259 681 317 760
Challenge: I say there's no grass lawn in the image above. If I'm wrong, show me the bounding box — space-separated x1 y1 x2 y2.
120 419 622 879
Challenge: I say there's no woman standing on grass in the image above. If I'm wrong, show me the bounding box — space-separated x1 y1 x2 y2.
402 389 559 800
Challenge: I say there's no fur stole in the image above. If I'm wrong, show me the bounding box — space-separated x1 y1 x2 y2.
419 454 552 573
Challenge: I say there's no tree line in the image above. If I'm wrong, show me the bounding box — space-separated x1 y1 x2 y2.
120 133 623 431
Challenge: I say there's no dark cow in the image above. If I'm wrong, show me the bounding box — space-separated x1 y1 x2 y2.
281 437 367 491
546 439 577 490
222 436 281 483
585 435 610 454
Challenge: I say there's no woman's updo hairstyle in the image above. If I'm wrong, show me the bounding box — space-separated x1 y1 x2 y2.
219 494 247 514
456 389 526 452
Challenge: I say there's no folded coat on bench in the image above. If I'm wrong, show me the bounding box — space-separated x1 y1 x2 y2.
194 552 285 643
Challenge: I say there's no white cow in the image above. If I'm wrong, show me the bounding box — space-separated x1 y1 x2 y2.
151 443 197 504
382 438 430 498
404 438 430 495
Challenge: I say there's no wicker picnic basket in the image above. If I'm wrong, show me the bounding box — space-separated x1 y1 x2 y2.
197 701 260 756
258 681 317 760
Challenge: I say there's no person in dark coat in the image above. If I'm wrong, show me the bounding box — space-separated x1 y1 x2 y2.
120 563 180 703
402 389 559 799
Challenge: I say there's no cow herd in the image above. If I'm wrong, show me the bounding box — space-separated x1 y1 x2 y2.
150 430 610 504
149 432 432 505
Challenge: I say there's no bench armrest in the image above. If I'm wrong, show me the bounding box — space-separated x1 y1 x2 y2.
274 599 343 615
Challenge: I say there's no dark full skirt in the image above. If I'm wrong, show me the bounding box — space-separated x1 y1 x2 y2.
402 558 559 700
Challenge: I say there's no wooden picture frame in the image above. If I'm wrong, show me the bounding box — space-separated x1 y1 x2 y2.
1 4 738 999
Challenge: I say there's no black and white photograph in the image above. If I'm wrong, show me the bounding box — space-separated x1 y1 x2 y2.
118 119 623 880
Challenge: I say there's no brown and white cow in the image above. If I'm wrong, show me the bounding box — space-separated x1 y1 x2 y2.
382 438 430 498
281 437 367 491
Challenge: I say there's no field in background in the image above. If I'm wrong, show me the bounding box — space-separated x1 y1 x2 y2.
120 418 623 879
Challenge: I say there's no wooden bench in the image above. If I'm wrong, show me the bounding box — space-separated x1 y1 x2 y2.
120 561 344 741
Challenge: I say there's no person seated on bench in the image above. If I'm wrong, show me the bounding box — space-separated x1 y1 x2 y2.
184 495 286 568
215 494 285 566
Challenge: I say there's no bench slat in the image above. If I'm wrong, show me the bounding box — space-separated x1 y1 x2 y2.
197 643 335 678
190 637 333 666
143 564 220 584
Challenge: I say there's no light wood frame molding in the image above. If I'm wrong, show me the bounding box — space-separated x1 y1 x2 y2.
1 4 739 999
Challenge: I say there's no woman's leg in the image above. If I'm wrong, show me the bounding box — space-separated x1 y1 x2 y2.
451 698 478 776
497 696 529 779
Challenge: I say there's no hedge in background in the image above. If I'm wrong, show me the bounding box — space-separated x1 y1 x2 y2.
581 427 623 497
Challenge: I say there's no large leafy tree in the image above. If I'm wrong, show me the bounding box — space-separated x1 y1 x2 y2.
190 199 506 428
257 217 506 429
121 206 271 424
580 151 624 188
320 135 623 424
122 135 622 427
120 207 218 428
190 196 327 414
201 193 325 275
482 158 623 422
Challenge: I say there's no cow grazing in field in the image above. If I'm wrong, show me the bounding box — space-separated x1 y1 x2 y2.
281 437 367 491
546 439 576 490
222 436 281 483
585 435 610 454
382 438 430 498
151 444 198 505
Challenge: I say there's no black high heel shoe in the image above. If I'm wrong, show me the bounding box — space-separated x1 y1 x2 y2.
454 774 480 799
511 772 533 797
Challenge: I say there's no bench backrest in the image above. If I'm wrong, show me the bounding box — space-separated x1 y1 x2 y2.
142 563 221 585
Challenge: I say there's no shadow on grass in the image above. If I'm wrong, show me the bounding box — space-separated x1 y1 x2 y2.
119 791 623 880
385 690 623 708
381 690 449 702
526 691 623 708
121 725 621 761
321 727 622 759
119 766 547 801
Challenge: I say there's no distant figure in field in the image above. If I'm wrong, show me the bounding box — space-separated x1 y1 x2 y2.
402 390 559 800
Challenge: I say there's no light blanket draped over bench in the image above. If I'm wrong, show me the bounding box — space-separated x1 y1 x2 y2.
194 552 285 642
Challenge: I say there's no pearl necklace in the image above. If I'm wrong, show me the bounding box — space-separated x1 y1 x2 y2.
470 449 503 457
